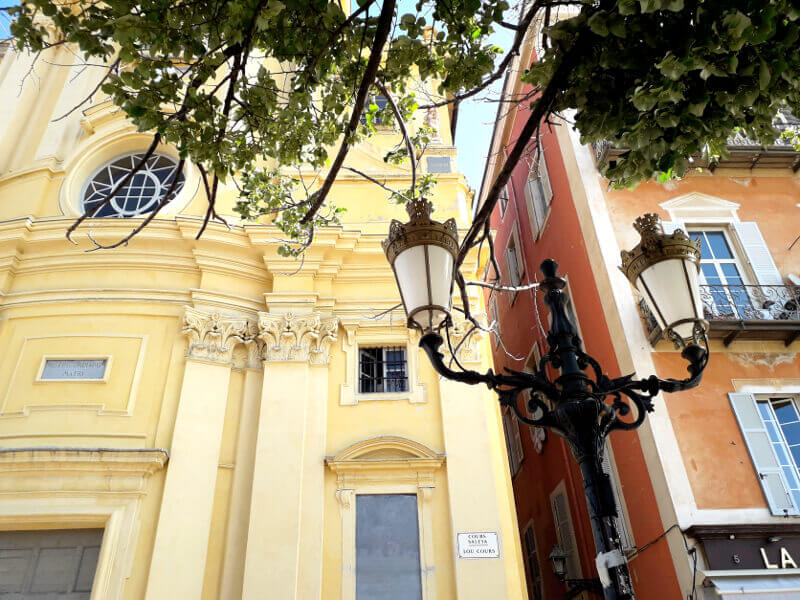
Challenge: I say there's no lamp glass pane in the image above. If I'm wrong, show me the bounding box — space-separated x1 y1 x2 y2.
393 243 454 331
428 245 454 311
394 245 428 314
637 258 701 339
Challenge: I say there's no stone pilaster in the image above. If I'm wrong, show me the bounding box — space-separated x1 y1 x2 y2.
241 312 339 600
145 308 250 600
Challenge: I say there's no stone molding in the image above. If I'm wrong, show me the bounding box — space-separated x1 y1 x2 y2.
183 306 250 364
0 448 168 599
441 319 484 364
257 312 339 365
0 448 168 494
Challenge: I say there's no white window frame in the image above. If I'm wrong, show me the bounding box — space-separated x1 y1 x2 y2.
339 327 425 405
328 437 444 600
523 152 553 240
687 227 752 286
729 392 800 516
357 346 409 395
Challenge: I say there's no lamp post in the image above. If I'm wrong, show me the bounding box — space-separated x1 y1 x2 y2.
384 199 709 600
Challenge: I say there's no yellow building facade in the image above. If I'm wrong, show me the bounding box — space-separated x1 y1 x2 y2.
0 39 527 599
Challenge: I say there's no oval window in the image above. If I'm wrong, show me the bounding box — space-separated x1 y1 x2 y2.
82 152 185 217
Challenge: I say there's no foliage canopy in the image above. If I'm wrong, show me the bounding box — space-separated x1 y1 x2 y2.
5 0 800 259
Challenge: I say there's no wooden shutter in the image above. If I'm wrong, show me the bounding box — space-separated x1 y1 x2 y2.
538 153 553 206
524 179 540 238
551 489 580 578
511 226 524 282
602 445 634 551
732 222 784 286
502 409 523 475
729 392 799 515
512 415 524 470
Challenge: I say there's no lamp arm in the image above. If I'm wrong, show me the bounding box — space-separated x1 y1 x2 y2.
602 337 708 433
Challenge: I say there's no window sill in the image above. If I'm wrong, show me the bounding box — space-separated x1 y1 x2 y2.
354 392 412 402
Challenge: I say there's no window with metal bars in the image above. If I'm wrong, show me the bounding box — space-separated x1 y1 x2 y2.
358 347 408 394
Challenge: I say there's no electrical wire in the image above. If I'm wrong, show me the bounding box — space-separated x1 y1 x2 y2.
626 523 698 600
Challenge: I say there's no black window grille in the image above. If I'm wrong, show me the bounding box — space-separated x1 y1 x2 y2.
359 346 408 393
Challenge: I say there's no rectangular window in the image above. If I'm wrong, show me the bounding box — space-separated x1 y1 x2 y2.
524 153 553 238
499 185 510 216
0 529 103 597
551 484 581 578
359 347 408 394
504 226 524 290
356 494 422 600
689 229 753 319
502 408 524 476
426 156 451 173
729 392 800 515
489 295 501 346
522 523 543 600
757 396 800 508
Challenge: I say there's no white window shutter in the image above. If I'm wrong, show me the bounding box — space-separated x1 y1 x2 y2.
538 153 553 205
524 179 539 238
551 491 580 578
602 445 634 551
732 222 784 286
512 227 525 281
729 392 799 515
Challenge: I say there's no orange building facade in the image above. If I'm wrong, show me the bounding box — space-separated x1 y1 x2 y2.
480 30 800 600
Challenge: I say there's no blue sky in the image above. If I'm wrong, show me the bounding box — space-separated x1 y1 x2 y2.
0 0 511 190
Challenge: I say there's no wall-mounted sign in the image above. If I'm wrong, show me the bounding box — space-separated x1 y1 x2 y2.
703 536 800 571
39 358 109 381
457 532 499 558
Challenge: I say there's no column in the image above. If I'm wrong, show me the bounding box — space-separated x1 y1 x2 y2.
437 324 527 600
241 312 338 600
145 308 250 600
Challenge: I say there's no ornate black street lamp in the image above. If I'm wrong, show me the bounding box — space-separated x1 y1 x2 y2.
384 199 709 600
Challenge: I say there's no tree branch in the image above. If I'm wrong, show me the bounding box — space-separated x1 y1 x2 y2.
299 0 398 225
377 82 415 195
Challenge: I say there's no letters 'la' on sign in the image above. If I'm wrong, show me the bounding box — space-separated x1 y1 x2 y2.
457 532 500 558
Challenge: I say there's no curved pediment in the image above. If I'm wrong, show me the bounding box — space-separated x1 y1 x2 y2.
326 436 444 471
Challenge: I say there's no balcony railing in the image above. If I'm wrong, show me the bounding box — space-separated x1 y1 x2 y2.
640 284 800 347
592 110 800 172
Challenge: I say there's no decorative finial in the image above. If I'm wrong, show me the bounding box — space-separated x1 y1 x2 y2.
405 197 434 224
633 213 662 237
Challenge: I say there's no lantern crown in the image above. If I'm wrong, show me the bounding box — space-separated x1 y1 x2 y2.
620 213 700 285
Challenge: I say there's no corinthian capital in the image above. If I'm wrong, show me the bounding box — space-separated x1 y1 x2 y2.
258 312 339 365
183 307 250 364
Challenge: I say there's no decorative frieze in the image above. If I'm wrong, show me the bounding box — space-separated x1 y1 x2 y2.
258 312 339 365
183 307 250 364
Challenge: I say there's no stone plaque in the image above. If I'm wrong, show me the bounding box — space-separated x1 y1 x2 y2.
457 532 500 558
40 359 108 381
